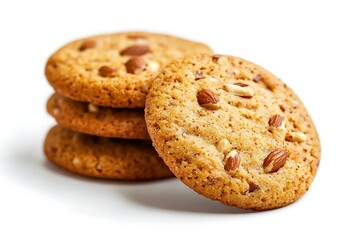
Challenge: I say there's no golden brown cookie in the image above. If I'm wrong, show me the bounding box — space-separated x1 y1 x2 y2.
44 125 172 180
45 32 212 108
47 93 149 139
145 55 321 210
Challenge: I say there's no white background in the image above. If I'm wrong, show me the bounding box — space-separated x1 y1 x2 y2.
0 0 359 239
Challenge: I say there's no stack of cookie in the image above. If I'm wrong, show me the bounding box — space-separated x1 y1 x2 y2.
44 32 213 180
44 31 321 210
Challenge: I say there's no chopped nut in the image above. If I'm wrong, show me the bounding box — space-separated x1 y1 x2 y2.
224 150 240 171
269 114 285 128
120 45 149 56
212 54 227 64
217 139 231 153
52 108 60 116
147 61 160 72
234 81 249 87
72 157 81 167
197 89 220 110
98 65 118 77
194 70 203 80
224 83 255 98
248 182 260 193
285 132 307 142
208 77 218 82
88 103 99 113
263 149 289 173
125 57 146 74
79 40 96 51
96 164 102 171
253 74 262 83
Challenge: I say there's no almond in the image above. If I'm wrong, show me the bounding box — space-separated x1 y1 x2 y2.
52 108 60 116
285 132 307 142
78 40 96 51
224 150 240 171
147 61 160 72
212 54 223 62
88 103 99 113
98 65 118 77
248 182 260 193
194 70 203 80
125 57 146 74
217 139 231 153
269 114 285 128
197 89 220 110
212 54 227 64
72 157 81 167
224 83 255 98
253 74 262 83
234 82 249 87
120 45 149 56
263 149 289 173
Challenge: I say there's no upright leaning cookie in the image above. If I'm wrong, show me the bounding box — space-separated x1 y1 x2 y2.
47 93 150 139
145 55 321 210
44 125 172 180
45 32 212 108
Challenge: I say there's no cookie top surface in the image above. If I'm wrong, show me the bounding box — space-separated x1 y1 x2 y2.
145 55 321 210
47 93 149 139
45 32 212 108
44 125 172 180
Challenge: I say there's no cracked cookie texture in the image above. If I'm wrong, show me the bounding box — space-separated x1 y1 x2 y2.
145 55 321 210
44 125 172 180
45 32 212 108
47 93 149 139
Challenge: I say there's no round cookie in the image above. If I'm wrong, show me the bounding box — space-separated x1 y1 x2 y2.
45 32 213 108
47 93 150 139
145 55 321 210
44 125 172 180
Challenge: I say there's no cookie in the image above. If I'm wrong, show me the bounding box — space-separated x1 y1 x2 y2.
145 55 321 210
44 125 172 180
45 32 213 108
47 93 150 139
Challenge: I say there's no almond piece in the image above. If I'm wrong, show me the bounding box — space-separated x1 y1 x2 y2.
88 103 99 113
224 83 255 98
52 108 60 116
212 54 227 64
253 74 262 83
197 89 220 110
79 40 96 51
263 149 289 173
217 139 231 153
194 70 203 80
147 61 160 72
234 82 249 87
98 66 118 77
120 45 149 56
248 182 260 193
72 157 81 167
125 57 146 74
269 114 285 128
285 132 307 142
224 150 240 171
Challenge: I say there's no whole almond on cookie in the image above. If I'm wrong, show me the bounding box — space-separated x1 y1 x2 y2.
263 149 289 173
197 89 220 110
120 45 149 56
125 57 146 74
